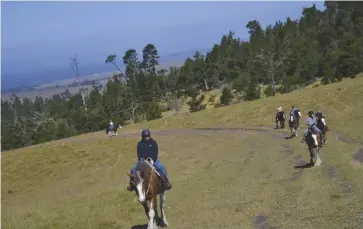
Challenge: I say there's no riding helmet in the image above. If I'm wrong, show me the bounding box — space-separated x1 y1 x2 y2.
141 129 151 138
308 111 314 116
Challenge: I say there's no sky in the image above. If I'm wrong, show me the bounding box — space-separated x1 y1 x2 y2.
1 1 325 89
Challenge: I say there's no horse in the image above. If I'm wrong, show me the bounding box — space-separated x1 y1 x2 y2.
127 158 168 229
304 127 322 166
316 117 329 145
275 111 286 129
288 113 299 138
106 124 122 137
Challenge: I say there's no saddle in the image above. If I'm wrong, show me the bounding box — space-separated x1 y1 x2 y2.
139 158 161 177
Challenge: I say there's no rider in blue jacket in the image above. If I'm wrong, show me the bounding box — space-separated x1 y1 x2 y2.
127 129 172 191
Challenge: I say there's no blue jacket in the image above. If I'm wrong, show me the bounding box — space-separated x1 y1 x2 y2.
137 138 158 162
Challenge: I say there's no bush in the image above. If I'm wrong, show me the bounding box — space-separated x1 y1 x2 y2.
187 95 206 112
264 85 275 97
220 87 233 105
145 102 162 121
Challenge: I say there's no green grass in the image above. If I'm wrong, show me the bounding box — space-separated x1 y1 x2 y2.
2 76 363 229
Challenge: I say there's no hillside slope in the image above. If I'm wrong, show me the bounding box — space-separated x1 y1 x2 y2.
2 76 363 229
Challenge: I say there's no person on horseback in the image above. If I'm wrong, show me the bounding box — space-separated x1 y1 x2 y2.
127 129 172 192
275 105 285 128
301 111 323 144
290 106 301 119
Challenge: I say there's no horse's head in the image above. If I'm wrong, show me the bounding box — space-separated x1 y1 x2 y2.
130 159 156 203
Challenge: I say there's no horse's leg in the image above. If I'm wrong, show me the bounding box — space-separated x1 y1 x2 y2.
310 147 318 166
316 147 322 166
159 192 169 227
147 198 156 229
142 202 150 220
152 195 160 226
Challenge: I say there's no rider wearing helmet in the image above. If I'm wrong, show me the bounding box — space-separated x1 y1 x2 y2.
127 129 172 191
301 111 322 144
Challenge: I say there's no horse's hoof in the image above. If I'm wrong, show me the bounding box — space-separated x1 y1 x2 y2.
161 220 169 228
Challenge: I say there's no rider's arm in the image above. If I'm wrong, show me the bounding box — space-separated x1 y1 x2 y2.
154 141 159 160
137 142 142 161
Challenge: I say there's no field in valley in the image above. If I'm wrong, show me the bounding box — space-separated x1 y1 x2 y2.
2 76 363 229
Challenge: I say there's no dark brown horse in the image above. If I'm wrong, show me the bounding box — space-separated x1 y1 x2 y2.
275 111 286 129
316 117 329 145
127 158 168 229
305 127 322 166
288 113 299 138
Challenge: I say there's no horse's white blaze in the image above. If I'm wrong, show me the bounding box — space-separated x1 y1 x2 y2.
290 116 294 122
321 118 326 126
137 182 145 202
298 111 302 117
312 134 318 146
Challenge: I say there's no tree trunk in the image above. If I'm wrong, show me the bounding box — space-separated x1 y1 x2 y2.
204 78 209 90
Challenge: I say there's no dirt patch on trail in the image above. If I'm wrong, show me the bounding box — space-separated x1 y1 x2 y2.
253 214 280 229
119 127 278 139
328 166 337 179
280 144 294 156
353 145 363 163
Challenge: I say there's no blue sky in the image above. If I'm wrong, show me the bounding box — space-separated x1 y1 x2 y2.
1 1 325 88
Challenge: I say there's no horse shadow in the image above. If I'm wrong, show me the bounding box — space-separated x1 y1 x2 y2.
285 136 295 140
131 218 166 229
294 162 313 169
131 224 148 229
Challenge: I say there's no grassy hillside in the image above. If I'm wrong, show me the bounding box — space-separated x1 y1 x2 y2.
2 76 363 229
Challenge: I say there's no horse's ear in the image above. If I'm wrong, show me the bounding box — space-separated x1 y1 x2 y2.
126 172 134 178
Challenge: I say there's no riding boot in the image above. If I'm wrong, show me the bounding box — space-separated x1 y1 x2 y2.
127 177 135 192
160 174 172 190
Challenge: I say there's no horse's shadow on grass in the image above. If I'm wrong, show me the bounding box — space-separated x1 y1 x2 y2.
294 162 314 169
131 224 148 229
131 218 166 229
285 136 295 140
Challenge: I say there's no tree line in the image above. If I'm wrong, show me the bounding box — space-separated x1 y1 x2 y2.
2 1 363 151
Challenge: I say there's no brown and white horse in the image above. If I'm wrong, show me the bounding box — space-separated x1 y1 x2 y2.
127 158 168 229
305 127 322 166
289 113 299 138
316 117 329 145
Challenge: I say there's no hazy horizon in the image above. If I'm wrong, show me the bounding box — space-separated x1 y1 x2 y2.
1 1 325 90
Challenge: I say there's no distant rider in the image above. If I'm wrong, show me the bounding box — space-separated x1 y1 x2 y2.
275 105 285 128
289 105 302 127
127 129 172 191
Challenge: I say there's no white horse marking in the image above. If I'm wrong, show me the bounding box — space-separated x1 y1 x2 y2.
321 118 327 126
137 182 146 203
160 192 168 226
147 201 156 229
312 134 318 146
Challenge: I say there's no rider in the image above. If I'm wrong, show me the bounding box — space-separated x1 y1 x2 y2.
127 129 172 191
276 105 285 128
290 105 302 126
301 111 323 144
315 110 329 131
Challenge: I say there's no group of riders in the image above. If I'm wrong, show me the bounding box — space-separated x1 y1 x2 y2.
275 105 329 145
121 105 328 193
